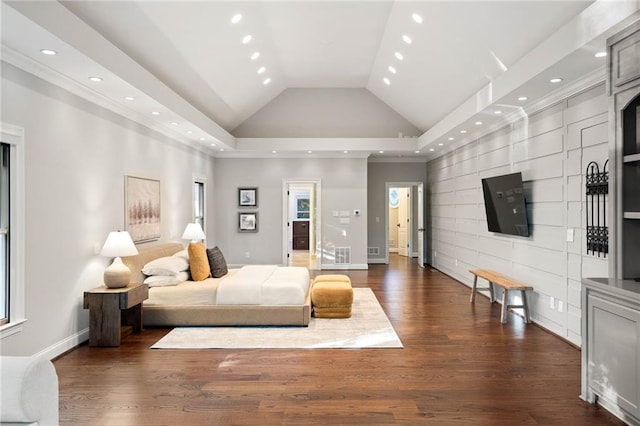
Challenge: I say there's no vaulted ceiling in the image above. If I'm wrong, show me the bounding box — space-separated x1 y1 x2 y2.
1 1 638 159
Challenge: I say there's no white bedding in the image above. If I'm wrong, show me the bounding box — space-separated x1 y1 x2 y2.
144 266 309 307
216 265 309 305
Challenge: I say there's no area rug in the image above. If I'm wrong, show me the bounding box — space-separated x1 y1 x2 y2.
150 288 403 349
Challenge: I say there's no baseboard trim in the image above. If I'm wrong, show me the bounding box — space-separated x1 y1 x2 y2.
34 328 89 362
368 258 387 264
321 263 369 270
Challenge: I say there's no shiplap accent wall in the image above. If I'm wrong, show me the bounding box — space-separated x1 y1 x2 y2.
427 84 608 345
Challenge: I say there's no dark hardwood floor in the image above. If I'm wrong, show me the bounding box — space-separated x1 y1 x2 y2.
55 255 623 425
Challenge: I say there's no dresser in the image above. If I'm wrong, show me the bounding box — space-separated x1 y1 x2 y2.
293 220 309 250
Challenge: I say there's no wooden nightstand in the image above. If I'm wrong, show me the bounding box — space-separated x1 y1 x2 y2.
83 283 149 347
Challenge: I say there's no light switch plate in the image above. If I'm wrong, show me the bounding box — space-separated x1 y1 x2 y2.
566 228 574 242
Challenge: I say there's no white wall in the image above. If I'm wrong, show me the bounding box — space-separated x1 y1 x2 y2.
232 88 422 138
427 84 608 345
213 157 368 269
0 62 215 357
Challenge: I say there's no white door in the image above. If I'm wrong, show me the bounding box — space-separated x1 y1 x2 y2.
282 180 322 270
417 183 425 268
398 188 409 257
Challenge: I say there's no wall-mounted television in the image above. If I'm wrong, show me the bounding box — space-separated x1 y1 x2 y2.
481 172 530 237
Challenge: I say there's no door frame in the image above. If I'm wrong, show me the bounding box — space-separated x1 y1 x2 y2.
385 181 421 264
282 179 322 269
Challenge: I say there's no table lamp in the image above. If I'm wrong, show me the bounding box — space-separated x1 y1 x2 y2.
100 231 138 288
182 223 206 243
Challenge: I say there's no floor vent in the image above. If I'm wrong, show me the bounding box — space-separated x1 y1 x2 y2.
334 247 352 264
368 247 380 256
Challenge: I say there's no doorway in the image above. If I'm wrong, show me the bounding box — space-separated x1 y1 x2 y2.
282 180 321 270
385 182 426 267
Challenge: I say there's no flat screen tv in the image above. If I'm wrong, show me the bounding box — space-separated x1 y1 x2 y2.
481 172 530 237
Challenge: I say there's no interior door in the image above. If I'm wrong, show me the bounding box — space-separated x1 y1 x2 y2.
417 183 425 268
398 188 408 257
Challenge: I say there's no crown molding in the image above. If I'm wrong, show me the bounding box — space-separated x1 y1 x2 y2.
1 45 217 157
422 66 606 163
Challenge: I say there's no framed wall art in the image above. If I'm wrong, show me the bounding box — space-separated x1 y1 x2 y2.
238 187 257 207
125 176 160 243
238 212 258 233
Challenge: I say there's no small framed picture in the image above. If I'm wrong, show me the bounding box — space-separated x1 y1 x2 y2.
238 187 257 207
239 212 258 232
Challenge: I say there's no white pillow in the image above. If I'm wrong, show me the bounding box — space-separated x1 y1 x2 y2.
172 249 189 260
142 256 189 276
144 272 189 287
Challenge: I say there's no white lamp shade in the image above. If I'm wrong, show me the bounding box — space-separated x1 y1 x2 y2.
100 231 138 257
182 223 206 241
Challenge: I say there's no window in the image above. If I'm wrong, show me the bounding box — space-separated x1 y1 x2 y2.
0 143 8 326
194 181 205 231
296 197 310 219
0 124 25 339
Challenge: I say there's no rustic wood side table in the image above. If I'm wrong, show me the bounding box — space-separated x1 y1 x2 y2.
83 283 149 347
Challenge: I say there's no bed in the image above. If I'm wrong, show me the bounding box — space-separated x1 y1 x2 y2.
122 243 311 326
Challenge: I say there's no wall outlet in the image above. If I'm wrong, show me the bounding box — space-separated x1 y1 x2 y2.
558 301 564 313
550 297 555 309
245 251 251 258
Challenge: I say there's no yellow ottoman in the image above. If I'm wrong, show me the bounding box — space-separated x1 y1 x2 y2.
311 275 353 318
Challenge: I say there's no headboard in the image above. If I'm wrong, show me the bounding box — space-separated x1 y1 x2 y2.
122 242 184 284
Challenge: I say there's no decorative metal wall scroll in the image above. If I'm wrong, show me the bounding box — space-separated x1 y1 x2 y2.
585 160 608 256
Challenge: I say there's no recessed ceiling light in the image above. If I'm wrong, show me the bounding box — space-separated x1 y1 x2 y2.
438 143 443 146
460 130 467 134
595 51 607 58
379 150 385 154
88 76 103 82
171 122 178 126
242 35 252 44
402 35 412 44
475 121 483 125
307 150 313 154
40 49 57 56
518 96 528 101
383 77 391 85
344 150 349 154
272 150 277 154
151 111 160 116
388 66 397 74
257 66 266 74
395 52 404 61
186 130 193 134
412 13 423 24
448 137 454 141
550 77 563 83
429 148 435 152
263 78 271 85
124 96 135 101
250 52 260 60
231 13 242 24
220 148 225 152
494 110 503 115
210 143 216 146
415 150 420 154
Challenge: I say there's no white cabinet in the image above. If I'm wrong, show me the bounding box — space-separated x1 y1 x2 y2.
581 20 640 425
582 278 640 425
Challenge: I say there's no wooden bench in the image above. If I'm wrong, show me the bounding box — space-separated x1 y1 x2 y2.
469 269 533 324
